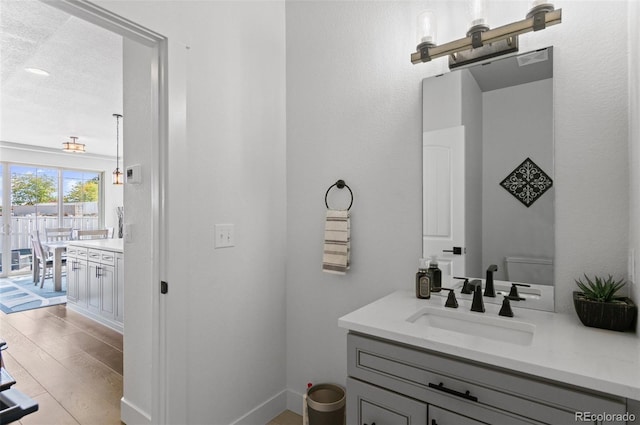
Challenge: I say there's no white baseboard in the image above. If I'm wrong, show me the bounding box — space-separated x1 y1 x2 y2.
230 390 287 425
121 389 302 425
121 397 151 425
286 389 304 416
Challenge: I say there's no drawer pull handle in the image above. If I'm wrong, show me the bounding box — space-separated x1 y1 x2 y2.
428 382 478 402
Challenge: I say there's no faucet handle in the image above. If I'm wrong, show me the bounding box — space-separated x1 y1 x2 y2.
460 278 473 294
443 288 458 308
499 296 514 317
507 283 530 301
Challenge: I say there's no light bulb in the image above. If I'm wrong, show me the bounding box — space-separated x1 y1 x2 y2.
416 10 437 47
469 0 488 29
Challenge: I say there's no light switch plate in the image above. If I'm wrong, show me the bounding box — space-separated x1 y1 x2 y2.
126 164 142 184
215 224 235 248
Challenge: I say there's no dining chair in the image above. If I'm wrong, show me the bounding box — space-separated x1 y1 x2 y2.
30 231 57 288
77 229 109 240
44 227 73 242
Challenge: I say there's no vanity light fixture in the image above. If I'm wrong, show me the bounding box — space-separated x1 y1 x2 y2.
62 136 85 153
112 113 124 185
411 1 562 69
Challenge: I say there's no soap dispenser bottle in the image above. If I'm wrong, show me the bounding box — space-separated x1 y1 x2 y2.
428 256 442 293
416 258 431 299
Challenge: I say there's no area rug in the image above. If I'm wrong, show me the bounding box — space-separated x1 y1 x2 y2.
0 275 67 314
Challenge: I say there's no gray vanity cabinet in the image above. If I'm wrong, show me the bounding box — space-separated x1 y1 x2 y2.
347 333 627 425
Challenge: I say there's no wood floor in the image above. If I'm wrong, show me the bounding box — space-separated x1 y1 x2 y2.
1 304 304 425
0 304 123 425
266 410 302 425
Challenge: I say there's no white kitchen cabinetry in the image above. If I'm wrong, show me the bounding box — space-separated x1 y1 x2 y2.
347 333 626 425
66 246 87 307
66 241 123 333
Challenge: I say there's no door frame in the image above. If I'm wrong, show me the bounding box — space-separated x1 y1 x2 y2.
42 1 169 423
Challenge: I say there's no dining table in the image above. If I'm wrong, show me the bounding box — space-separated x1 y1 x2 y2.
38 240 70 292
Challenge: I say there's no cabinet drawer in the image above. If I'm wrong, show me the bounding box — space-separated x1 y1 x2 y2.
87 249 115 265
348 333 625 424
67 246 87 260
87 249 102 262
99 251 115 265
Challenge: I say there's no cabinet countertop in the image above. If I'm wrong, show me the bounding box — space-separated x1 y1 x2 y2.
68 239 124 253
338 290 640 400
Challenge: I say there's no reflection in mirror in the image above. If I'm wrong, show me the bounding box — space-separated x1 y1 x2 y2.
422 47 554 306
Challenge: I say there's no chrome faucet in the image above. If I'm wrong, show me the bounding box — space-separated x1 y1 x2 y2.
484 264 498 297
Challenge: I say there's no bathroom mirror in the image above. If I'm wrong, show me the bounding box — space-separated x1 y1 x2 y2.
422 47 554 303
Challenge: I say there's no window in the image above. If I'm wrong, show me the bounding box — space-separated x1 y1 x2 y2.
0 163 103 276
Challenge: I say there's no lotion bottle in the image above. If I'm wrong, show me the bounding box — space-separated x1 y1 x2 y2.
428 255 442 292
416 258 431 299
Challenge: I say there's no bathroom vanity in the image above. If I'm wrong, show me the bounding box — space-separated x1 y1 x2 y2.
66 239 124 333
339 290 640 425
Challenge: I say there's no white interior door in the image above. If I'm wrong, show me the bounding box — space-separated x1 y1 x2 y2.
423 126 466 281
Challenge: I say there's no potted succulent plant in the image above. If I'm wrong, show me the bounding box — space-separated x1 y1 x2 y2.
573 274 637 332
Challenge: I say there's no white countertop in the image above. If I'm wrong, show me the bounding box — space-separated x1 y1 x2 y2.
68 238 124 253
338 289 640 400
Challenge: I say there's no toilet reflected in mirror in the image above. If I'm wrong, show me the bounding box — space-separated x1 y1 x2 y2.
504 256 553 286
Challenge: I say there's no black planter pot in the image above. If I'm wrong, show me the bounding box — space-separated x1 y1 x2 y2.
573 291 637 332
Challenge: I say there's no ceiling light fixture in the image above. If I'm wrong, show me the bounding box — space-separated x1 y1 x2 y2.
25 67 50 76
112 113 124 185
62 136 85 153
411 1 562 69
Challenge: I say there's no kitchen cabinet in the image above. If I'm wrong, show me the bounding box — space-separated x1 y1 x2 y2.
66 246 87 307
66 241 123 333
347 333 626 425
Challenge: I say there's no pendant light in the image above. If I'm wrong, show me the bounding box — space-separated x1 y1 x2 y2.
62 136 85 153
112 113 124 185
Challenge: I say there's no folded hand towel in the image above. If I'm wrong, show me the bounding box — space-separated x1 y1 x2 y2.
322 209 350 274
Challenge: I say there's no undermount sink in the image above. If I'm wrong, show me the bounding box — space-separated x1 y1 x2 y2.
406 307 535 346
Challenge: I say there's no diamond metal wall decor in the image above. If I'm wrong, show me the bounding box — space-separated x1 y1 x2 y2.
500 157 553 207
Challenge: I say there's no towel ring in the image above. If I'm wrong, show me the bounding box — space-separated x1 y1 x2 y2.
325 179 353 211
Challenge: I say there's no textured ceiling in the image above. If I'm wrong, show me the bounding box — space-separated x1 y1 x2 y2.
1 0 122 157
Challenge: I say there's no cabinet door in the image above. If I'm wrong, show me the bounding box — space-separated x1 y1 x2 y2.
76 260 88 308
429 406 485 425
87 262 101 313
67 260 78 302
115 254 124 323
100 264 115 319
347 378 427 425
